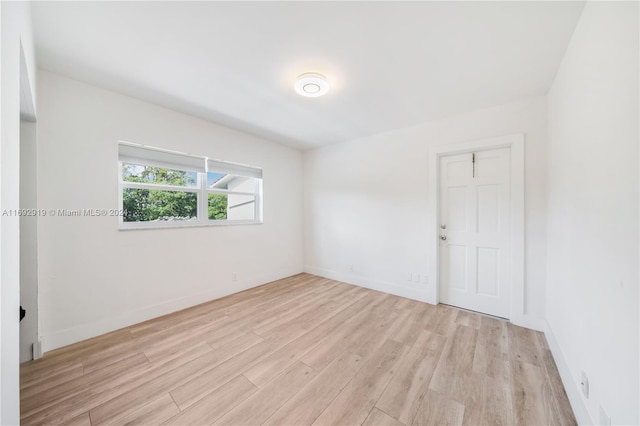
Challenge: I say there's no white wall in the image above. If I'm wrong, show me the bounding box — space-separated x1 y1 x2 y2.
36 71 303 352
303 96 548 328
546 2 639 425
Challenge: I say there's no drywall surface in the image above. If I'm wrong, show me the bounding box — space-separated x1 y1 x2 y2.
546 2 639 424
36 71 303 351
303 96 548 328
1 1 37 423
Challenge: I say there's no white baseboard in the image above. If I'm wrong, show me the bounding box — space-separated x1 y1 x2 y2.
304 265 433 304
304 266 548 333
510 313 546 332
544 320 594 425
42 267 302 352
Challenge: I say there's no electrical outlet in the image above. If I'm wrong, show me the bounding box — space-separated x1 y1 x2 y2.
232 273 238 282
408 272 413 281
349 264 354 273
412 273 420 283
421 275 428 285
580 371 589 399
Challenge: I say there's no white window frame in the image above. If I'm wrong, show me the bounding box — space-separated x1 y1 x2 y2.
118 141 263 230
205 187 262 223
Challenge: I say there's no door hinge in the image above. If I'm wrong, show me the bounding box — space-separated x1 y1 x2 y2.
472 152 476 178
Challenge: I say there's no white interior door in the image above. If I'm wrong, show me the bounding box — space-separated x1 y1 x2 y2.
439 148 511 318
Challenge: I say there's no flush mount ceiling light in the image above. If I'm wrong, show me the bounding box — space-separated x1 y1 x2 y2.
295 73 329 98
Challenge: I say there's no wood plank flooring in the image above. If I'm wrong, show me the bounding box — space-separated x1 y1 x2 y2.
21 273 576 425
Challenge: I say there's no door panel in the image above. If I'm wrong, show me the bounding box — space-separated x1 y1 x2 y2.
477 184 500 233
439 148 510 318
446 245 468 290
477 247 500 296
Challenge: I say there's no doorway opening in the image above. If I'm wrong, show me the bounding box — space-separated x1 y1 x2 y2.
428 134 525 323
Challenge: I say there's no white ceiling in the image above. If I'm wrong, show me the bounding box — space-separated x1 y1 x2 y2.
32 1 585 150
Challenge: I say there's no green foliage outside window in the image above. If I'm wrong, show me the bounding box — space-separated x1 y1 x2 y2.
122 188 197 222
122 164 231 222
208 193 228 220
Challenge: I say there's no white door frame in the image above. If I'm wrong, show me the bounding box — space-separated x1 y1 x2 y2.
428 134 525 324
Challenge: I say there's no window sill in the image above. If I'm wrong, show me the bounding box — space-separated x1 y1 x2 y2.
118 220 263 231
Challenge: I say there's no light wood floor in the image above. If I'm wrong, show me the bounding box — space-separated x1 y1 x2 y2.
21 274 576 426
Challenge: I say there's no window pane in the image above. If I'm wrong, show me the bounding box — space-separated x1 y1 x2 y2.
123 188 197 222
122 163 197 187
228 193 256 220
208 193 228 220
207 172 258 192
208 193 256 221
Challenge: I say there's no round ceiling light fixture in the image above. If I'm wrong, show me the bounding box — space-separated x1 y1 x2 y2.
295 73 329 98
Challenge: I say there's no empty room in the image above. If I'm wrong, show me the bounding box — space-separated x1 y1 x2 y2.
1 1 638 425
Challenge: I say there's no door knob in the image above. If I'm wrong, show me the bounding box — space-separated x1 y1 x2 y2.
440 234 447 241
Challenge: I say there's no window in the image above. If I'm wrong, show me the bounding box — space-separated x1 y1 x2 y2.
118 142 262 229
